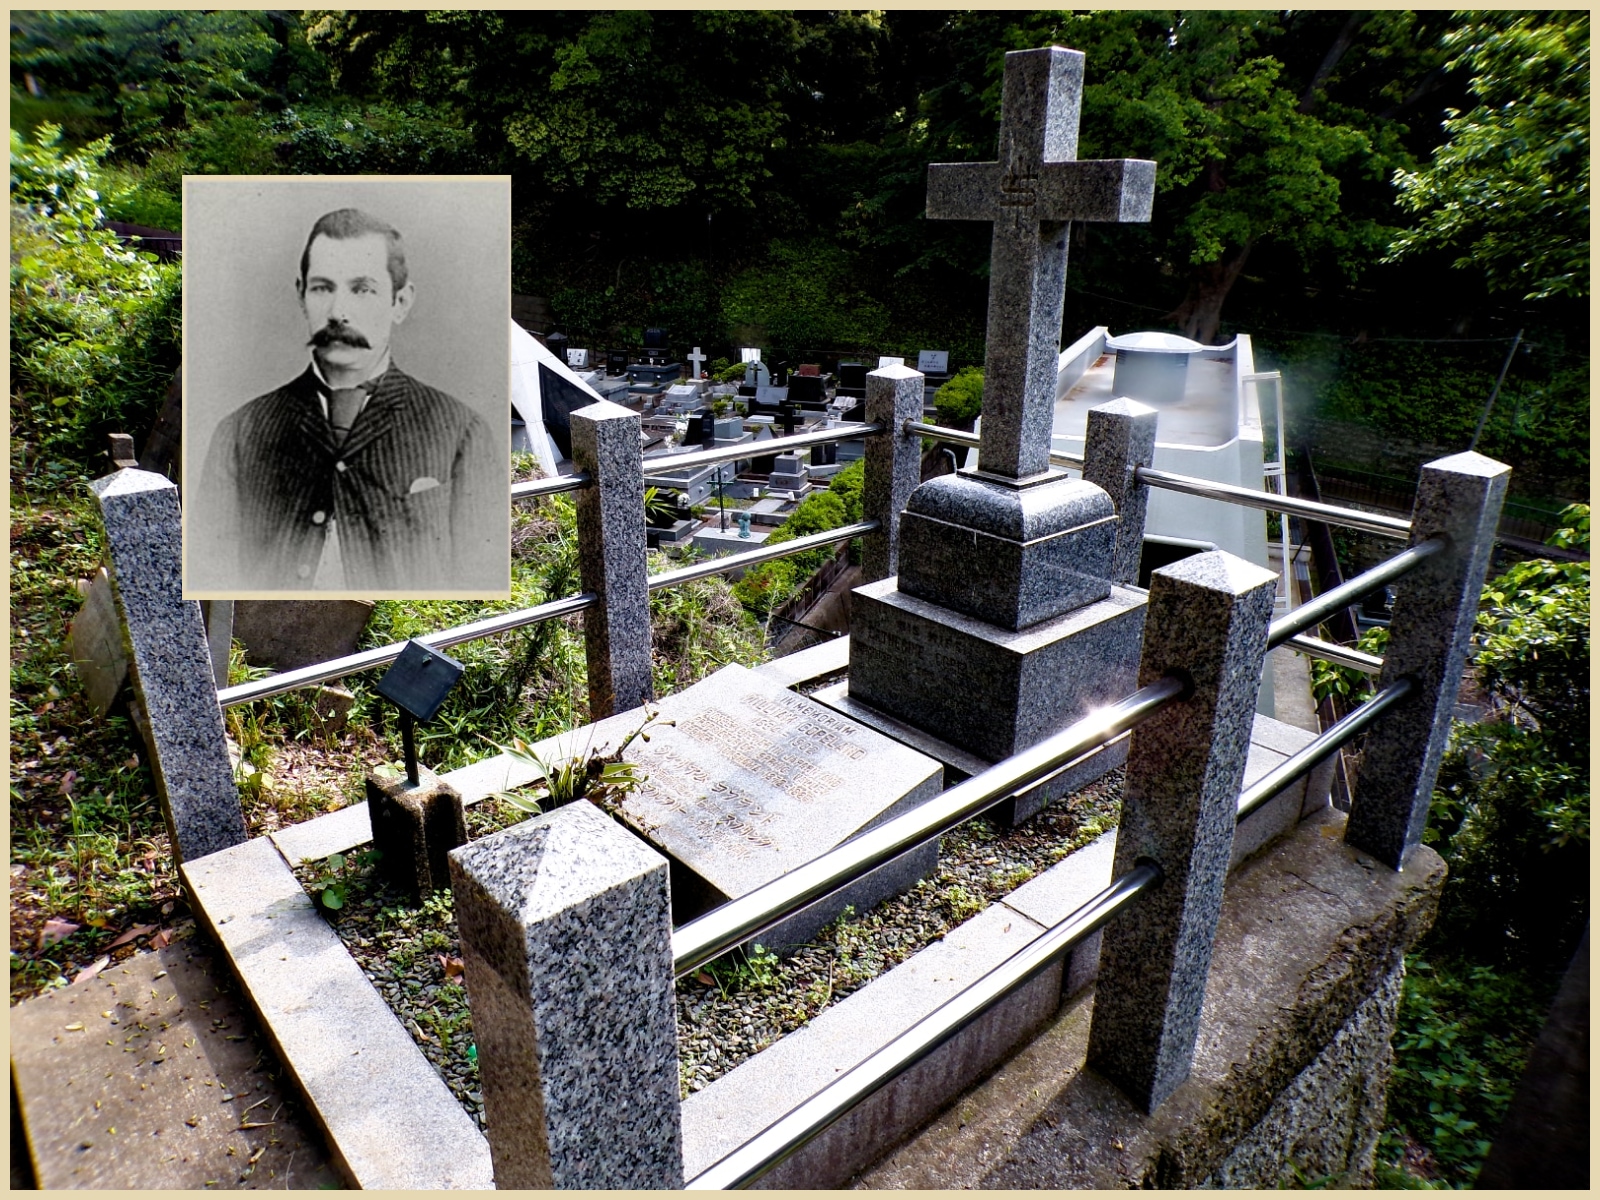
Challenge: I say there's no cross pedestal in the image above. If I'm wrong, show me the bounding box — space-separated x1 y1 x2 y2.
848 46 1156 823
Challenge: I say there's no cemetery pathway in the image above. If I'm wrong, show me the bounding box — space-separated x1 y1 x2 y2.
11 925 342 1190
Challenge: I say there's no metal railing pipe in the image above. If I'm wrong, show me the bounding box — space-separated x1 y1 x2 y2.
1236 678 1413 823
671 674 1187 978
1286 633 1384 675
652 422 883 475
904 421 1086 470
647 521 878 592
1135 466 1414 539
683 862 1161 1190
217 592 598 707
511 471 591 501
1266 536 1447 650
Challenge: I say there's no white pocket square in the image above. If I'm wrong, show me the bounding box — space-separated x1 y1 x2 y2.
408 476 441 495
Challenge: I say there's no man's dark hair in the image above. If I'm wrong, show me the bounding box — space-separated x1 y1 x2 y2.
298 208 409 295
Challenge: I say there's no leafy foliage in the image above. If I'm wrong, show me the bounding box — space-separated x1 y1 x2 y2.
10 126 179 457
1388 13 1590 300
933 366 984 425
732 461 865 615
1381 956 1555 1186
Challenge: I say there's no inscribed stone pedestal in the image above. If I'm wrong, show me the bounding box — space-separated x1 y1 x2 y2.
606 665 943 950
92 468 243 863
1086 550 1277 1112
849 577 1146 766
449 801 682 1189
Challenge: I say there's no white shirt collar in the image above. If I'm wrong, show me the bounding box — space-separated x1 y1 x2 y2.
311 351 391 420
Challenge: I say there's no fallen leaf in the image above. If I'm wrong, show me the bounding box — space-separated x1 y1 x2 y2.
74 956 111 984
695 970 715 987
152 928 171 949
438 954 464 978
39 917 81 948
107 924 156 950
58 769 78 797
64 1022 85 1032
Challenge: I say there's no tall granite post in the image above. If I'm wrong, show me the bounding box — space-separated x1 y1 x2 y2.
1086 550 1277 1111
1082 398 1159 585
92 469 244 863
571 400 654 718
449 800 683 1189
847 46 1157 815
1345 451 1509 869
861 363 926 582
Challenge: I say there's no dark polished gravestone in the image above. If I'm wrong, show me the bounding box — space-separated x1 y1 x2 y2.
600 665 944 952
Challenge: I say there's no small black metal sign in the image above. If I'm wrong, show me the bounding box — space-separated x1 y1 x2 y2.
376 640 464 723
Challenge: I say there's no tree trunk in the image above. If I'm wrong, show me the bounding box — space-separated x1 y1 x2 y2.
1166 240 1255 344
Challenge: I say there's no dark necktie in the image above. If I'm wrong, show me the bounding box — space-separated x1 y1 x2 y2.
327 386 369 447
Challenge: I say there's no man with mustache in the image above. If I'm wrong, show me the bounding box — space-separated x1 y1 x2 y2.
197 207 501 592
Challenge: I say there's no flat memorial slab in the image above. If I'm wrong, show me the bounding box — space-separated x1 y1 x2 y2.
594 664 943 947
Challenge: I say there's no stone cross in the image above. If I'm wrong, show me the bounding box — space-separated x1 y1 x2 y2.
687 345 707 378
927 46 1155 481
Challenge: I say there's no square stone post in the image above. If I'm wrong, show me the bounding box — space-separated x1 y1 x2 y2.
92 469 244 863
571 400 654 718
1346 451 1509 869
861 363 926 582
1086 550 1277 1111
449 800 683 1189
1082 397 1159 586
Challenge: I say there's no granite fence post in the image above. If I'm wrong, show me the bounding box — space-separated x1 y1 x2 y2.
93 469 244 863
1082 397 1159 585
1086 550 1277 1111
449 800 683 1189
1345 451 1509 869
861 363 927 582
571 399 654 718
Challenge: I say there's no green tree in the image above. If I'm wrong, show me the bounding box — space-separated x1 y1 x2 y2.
10 126 179 457
9 10 284 161
1386 13 1589 300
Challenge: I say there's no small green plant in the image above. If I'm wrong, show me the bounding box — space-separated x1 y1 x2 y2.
490 708 670 814
703 943 781 997
1309 626 1390 705
305 848 381 912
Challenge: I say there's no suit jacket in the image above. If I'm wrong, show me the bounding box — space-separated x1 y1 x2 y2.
196 364 504 592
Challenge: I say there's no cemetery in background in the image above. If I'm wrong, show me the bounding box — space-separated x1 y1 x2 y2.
9 9 1587 1196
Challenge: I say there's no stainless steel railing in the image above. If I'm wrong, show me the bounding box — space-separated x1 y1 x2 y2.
670 674 1187 978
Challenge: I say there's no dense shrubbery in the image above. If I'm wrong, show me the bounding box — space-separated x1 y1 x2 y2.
933 365 984 426
732 460 864 615
1367 506 1588 1185
10 126 180 460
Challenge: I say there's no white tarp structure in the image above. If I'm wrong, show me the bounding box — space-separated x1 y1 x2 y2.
510 318 602 478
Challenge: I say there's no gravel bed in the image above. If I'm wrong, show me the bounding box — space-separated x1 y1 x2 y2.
294 772 1122 1130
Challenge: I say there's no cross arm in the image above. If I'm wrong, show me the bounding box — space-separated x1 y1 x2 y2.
926 158 1156 224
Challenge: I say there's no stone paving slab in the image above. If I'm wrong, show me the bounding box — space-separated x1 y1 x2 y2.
681 900 1055 1186
10 932 341 1190
182 837 493 1189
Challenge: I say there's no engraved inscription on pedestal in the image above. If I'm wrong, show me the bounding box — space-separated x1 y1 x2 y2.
614 665 943 943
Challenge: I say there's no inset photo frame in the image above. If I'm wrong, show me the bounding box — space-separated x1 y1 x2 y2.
182 176 512 599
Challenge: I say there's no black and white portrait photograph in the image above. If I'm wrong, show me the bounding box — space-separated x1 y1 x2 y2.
182 176 511 598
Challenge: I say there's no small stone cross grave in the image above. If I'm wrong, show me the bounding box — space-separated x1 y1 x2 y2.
926 46 1155 479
